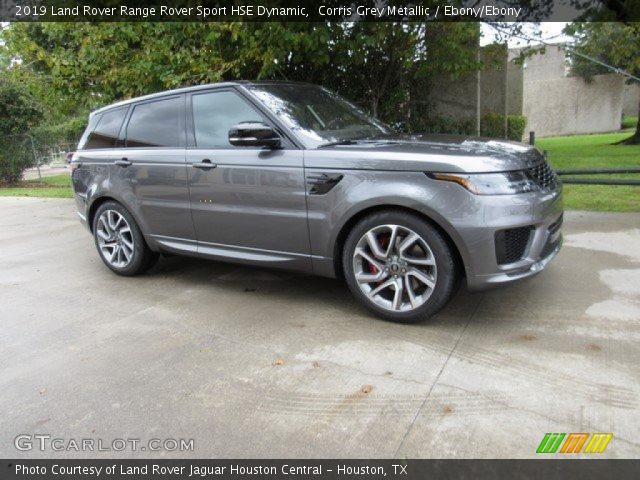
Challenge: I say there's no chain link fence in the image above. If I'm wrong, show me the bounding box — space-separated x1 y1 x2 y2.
1 134 76 183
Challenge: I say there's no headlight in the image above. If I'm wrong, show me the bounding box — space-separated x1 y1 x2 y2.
429 171 538 195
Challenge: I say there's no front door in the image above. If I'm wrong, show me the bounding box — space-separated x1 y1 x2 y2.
185 88 311 271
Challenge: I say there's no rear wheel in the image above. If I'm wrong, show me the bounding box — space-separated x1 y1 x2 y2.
92 201 158 276
343 210 458 323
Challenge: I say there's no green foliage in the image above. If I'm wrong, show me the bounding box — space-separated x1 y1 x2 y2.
481 112 527 141
566 22 640 80
0 76 42 135
31 116 87 146
408 112 526 140
416 115 476 136
622 116 638 130
1 22 482 131
0 76 43 184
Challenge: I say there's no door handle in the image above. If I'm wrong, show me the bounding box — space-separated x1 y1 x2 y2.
114 158 132 167
192 159 217 170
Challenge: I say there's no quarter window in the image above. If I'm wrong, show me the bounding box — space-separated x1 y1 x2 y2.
84 107 127 149
192 91 265 148
126 97 183 148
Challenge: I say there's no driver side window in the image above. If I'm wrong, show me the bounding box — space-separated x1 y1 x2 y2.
192 91 266 149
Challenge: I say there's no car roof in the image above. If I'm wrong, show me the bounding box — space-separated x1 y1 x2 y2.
91 80 318 116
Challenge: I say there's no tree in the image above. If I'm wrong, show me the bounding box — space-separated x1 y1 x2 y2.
565 22 640 144
0 22 481 133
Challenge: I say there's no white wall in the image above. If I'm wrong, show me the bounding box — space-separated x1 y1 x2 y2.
622 83 640 117
523 74 625 137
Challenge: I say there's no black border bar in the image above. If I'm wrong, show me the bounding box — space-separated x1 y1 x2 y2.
1 0 637 22
3 459 640 480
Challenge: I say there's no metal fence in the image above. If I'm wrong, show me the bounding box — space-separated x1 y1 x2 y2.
555 167 640 186
3 134 75 181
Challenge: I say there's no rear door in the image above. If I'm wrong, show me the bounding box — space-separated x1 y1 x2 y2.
185 88 310 271
118 95 195 244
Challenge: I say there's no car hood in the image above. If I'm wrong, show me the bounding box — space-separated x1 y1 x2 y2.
304 134 545 173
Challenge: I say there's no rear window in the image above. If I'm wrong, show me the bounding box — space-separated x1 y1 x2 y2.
81 107 128 150
125 96 183 148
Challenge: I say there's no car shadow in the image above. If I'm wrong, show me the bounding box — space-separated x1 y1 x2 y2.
144 254 486 326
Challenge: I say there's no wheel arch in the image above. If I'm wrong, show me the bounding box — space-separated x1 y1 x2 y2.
87 195 146 236
332 204 468 281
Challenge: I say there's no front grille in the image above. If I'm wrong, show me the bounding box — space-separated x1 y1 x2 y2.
527 160 557 190
495 226 534 265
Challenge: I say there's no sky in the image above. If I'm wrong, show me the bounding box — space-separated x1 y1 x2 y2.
481 22 573 47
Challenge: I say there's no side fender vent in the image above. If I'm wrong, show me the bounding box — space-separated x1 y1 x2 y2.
306 172 344 195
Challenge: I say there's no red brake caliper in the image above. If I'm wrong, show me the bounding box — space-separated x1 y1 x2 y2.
367 234 390 281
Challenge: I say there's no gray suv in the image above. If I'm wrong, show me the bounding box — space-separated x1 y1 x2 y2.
71 81 562 322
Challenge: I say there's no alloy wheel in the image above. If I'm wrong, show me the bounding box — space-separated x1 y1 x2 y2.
352 224 437 312
96 210 135 268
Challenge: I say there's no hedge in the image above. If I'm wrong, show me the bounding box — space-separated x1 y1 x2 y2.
414 112 527 142
481 112 527 141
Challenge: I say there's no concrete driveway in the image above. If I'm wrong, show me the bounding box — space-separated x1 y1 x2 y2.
1 197 639 459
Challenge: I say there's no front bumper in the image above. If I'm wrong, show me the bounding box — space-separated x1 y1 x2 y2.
460 186 563 291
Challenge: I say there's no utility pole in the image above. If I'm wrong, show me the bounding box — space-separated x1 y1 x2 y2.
476 44 481 136
504 43 509 139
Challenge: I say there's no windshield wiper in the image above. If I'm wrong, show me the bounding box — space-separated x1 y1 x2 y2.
317 136 398 148
317 139 360 148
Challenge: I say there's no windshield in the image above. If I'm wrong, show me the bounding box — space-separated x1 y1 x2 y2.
245 83 392 148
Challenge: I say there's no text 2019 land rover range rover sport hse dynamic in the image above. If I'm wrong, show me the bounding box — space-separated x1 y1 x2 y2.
71 81 562 322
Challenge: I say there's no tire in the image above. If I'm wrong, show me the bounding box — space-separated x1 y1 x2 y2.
342 210 458 323
92 201 159 276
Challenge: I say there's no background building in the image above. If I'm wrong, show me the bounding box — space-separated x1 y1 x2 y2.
429 43 627 138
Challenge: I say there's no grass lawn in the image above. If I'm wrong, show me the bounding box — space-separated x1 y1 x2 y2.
0 173 73 198
537 131 640 212
622 115 638 130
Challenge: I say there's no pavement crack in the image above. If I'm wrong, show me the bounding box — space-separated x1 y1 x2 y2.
305 358 429 387
393 295 483 457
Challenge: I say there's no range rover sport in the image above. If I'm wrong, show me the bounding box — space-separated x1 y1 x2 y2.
71 81 563 322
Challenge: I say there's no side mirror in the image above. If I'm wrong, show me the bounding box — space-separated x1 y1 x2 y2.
228 122 281 149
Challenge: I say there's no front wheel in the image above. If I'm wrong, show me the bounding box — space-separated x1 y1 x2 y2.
92 201 159 276
343 210 458 323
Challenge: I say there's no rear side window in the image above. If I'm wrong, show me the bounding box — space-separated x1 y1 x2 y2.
126 97 183 148
82 107 127 149
192 90 265 148
77 114 100 150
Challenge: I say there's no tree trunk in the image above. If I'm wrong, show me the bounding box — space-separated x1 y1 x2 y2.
634 101 640 140
621 99 640 144
371 97 379 118
620 103 640 145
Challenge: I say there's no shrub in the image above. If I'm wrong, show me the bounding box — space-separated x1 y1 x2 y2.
407 113 527 141
0 138 33 184
0 77 42 184
481 112 527 141
414 115 476 136
507 115 527 141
